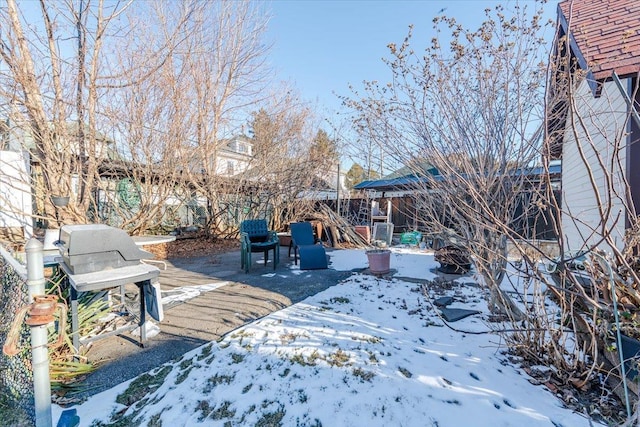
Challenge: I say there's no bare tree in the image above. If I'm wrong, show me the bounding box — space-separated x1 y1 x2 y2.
341 98 396 180
342 1 640 421
342 5 640 420
0 0 139 228
94 1 211 234
344 3 550 320
238 89 344 232
167 1 273 237
0 0 274 236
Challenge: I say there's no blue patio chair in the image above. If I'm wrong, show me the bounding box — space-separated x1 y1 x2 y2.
289 221 328 270
240 219 279 273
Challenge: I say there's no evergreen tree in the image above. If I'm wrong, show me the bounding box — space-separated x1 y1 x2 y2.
309 129 338 168
249 108 280 161
345 163 377 189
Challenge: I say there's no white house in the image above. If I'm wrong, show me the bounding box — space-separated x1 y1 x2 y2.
0 150 33 242
0 120 33 242
217 135 253 177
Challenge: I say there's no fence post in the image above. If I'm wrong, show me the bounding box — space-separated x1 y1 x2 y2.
24 238 53 427
25 238 46 301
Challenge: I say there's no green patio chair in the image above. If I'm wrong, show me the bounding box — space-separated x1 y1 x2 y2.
240 219 279 273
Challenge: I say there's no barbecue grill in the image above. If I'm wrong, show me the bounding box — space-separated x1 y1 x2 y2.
58 224 154 274
56 224 162 352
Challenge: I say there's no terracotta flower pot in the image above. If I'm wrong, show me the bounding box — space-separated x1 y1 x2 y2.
277 233 291 247
354 226 371 243
366 249 391 275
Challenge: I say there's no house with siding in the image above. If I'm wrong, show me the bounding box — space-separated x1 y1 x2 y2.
550 0 640 253
215 135 254 177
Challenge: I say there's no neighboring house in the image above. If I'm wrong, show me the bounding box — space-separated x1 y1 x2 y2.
95 135 255 227
297 166 347 201
550 0 640 253
198 135 253 177
5 120 119 160
7 120 119 226
219 135 253 176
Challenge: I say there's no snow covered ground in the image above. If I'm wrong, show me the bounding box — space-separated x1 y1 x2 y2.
53 248 598 426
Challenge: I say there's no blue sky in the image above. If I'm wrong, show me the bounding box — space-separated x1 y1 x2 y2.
266 0 557 116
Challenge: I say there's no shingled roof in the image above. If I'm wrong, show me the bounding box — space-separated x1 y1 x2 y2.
559 0 640 80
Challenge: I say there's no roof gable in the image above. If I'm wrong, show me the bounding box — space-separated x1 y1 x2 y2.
559 0 640 80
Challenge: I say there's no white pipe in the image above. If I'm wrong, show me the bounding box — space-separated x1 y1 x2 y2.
31 324 52 427
26 238 53 427
25 238 45 301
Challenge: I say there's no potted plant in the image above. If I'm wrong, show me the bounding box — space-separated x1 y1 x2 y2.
604 318 640 382
51 196 70 207
44 195 70 250
434 245 471 274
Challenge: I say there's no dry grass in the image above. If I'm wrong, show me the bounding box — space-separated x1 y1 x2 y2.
142 236 240 259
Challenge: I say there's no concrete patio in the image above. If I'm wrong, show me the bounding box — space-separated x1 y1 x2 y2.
74 247 354 400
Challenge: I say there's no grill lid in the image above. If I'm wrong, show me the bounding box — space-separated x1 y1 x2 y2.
59 224 153 274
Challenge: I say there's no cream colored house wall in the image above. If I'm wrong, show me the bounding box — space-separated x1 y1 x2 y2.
211 136 253 177
214 150 252 177
0 150 33 239
561 77 630 253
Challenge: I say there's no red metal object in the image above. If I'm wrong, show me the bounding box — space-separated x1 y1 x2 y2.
25 295 58 326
